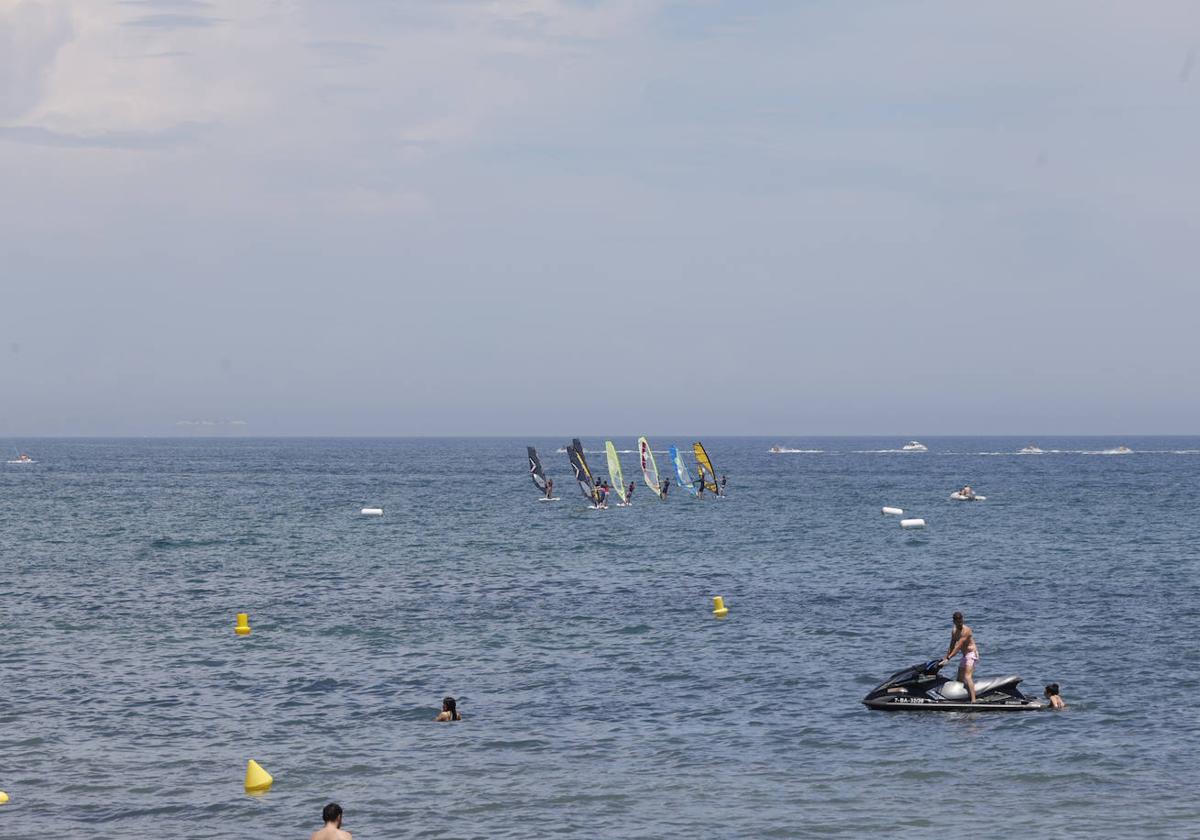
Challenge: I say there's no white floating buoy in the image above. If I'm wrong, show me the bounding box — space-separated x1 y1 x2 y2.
361 507 383 516
900 518 926 529
882 506 904 516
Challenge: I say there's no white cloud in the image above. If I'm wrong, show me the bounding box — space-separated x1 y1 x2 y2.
0 0 74 121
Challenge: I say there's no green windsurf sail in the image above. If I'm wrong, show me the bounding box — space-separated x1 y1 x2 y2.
605 441 627 503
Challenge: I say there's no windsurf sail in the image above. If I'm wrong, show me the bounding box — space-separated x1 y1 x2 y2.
605 441 627 503
638 436 663 498
568 438 597 503
693 442 720 493
527 446 548 494
669 445 699 496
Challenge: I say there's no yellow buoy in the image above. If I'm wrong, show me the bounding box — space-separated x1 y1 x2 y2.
235 613 251 636
0 790 9 805
712 595 729 618
244 759 273 793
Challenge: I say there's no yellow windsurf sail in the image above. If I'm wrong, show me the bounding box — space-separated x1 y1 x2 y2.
693 442 720 493
605 441 627 503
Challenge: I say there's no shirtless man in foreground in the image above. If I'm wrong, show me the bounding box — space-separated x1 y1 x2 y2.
939 611 979 702
311 803 352 840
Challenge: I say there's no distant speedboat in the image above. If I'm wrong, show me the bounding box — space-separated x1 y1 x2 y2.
1019 443 1044 454
1112 445 1133 454
901 441 928 452
7 453 35 464
769 445 784 453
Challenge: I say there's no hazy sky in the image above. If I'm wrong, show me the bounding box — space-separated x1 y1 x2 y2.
2 0 1198 436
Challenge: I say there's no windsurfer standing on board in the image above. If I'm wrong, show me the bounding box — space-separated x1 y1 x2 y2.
660 477 670 498
720 475 727 495
627 481 635 504
545 477 554 499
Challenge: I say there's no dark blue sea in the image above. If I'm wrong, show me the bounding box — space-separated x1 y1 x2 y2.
2 437 1198 838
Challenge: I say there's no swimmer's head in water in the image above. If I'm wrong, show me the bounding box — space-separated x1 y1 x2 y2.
443 696 458 715
1044 683 1060 697
322 802 343 826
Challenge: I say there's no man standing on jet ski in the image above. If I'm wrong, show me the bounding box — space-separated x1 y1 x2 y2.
939 611 979 702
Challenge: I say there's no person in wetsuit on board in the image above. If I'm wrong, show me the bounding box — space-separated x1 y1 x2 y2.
627 481 635 504
545 477 554 499
660 477 670 498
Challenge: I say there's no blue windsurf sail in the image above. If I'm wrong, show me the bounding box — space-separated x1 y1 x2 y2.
527 446 548 494
669 445 699 496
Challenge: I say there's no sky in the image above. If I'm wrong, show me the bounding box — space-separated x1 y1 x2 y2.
2 0 1199 436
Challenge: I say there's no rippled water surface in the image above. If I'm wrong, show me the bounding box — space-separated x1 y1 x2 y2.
2 437 1198 838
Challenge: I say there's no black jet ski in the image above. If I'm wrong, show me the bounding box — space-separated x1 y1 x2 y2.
862 660 1043 712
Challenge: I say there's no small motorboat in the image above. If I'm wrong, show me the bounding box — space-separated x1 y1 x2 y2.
7 453 35 464
862 660 1043 712
1112 445 1133 454
901 441 927 452
1019 443 1043 454
949 492 986 501
769 445 784 453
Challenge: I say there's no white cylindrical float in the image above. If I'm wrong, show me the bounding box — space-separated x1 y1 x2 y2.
361 507 384 516
882 506 904 516
900 518 926 529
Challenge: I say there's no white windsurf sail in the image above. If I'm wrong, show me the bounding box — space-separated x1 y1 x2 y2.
638 436 662 498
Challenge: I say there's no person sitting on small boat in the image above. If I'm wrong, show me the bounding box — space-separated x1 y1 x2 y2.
435 696 462 721
960 485 975 499
1043 683 1066 710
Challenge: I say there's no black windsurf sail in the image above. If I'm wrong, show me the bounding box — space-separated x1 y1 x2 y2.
527 446 548 494
568 438 597 503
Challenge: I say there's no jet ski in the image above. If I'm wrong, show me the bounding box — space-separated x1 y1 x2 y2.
862 660 1043 712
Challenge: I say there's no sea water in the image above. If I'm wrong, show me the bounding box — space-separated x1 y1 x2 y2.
1 437 1198 838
